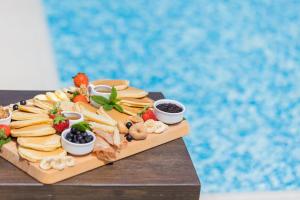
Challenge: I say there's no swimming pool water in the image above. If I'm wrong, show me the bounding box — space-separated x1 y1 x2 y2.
43 0 300 193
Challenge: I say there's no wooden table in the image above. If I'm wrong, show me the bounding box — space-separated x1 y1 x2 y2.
0 90 200 200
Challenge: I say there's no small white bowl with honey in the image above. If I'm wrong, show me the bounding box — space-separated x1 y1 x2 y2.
61 111 84 128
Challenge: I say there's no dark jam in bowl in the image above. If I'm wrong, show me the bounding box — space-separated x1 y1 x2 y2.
156 103 183 113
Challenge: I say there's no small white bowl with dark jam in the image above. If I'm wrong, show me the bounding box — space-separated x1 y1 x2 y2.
153 99 185 124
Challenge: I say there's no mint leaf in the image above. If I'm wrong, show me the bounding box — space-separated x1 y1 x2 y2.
103 104 113 111
71 121 91 132
109 86 117 102
91 95 109 105
113 104 124 112
91 87 124 113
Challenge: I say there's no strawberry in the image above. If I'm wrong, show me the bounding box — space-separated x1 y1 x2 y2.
141 109 157 121
53 115 69 133
0 125 10 137
72 94 88 103
73 72 89 87
49 104 61 119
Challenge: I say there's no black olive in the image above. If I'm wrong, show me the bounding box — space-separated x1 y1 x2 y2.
126 122 133 129
126 134 133 142
13 104 19 110
20 100 26 105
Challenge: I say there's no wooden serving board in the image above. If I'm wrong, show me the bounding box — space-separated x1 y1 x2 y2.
0 94 189 184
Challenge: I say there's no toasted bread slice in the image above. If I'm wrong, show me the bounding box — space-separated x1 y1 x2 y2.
33 99 54 111
18 146 66 162
12 111 49 121
92 80 129 90
117 87 148 98
82 109 117 126
11 124 56 137
18 105 48 114
10 118 53 129
17 134 61 152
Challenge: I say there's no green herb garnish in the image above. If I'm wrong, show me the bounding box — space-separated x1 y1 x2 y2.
71 121 92 132
138 105 149 116
0 130 11 149
49 103 61 115
91 86 124 112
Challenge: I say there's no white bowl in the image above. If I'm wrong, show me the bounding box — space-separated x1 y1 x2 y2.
88 84 112 108
61 128 96 156
153 99 185 124
0 109 12 125
61 111 84 128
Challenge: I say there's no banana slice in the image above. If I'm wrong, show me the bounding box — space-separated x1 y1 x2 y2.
51 157 66 171
144 120 168 134
40 157 54 170
55 90 70 101
64 156 75 167
153 121 168 134
34 94 48 101
144 119 157 133
46 92 60 102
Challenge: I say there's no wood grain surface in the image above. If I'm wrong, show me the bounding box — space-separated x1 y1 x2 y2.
0 90 200 200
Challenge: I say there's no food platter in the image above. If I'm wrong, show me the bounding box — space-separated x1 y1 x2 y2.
0 74 189 184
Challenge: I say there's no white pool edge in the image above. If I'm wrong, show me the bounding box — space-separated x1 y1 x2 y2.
0 0 59 90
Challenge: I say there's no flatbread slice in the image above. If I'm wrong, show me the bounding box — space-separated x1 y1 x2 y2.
92 80 129 90
10 118 53 129
121 105 143 116
11 124 56 137
33 99 54 111
81 109 117 126
18 105 48 114
18 146 66 162
119 97 153 108
89 122 115 134
12 111 49 121
117 87 148 98
17 134 61 152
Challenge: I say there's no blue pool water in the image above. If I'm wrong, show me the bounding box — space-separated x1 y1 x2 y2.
43 0 300 193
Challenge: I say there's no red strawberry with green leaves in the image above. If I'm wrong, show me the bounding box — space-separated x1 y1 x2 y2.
49 104 61 119
53 115 69 133
141 108 157 121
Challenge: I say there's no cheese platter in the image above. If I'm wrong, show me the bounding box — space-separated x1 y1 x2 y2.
0 73 189 184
